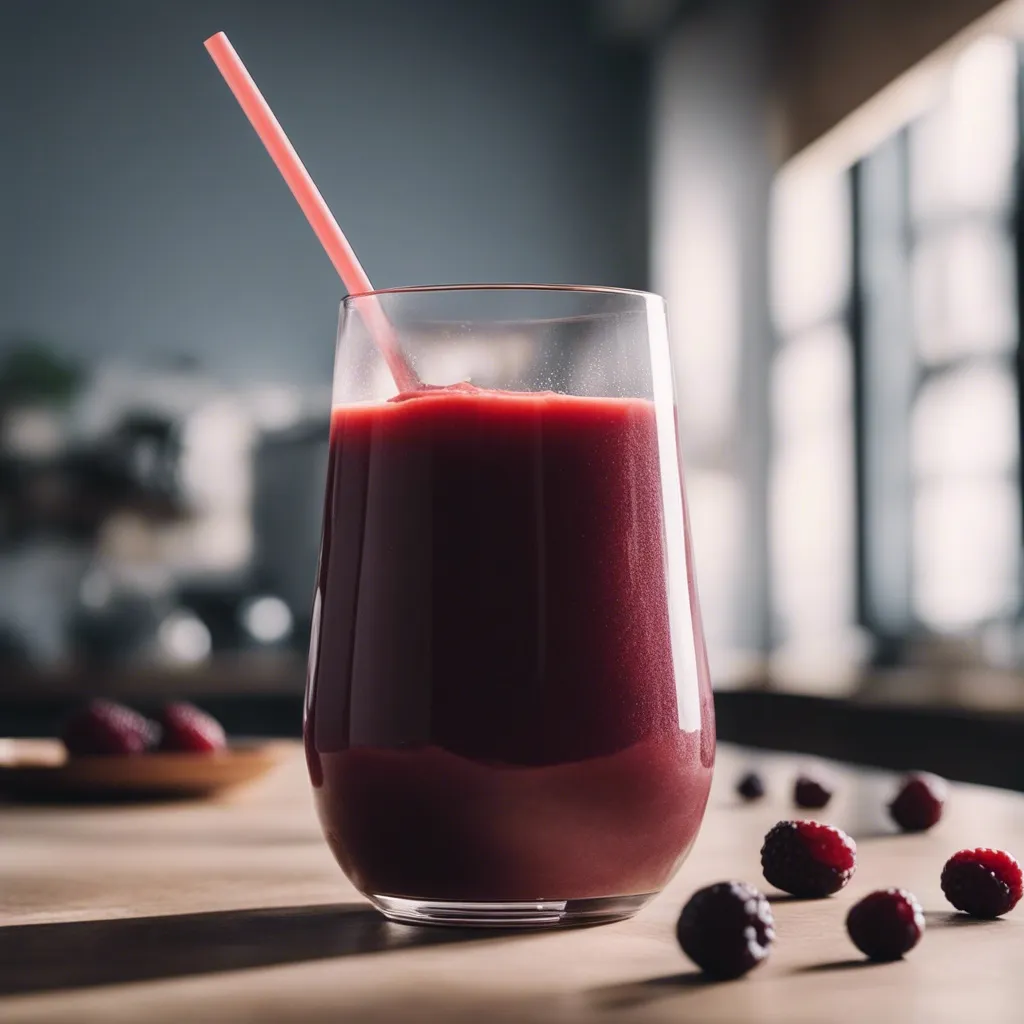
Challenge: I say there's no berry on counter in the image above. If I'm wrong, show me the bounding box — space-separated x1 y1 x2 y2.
62 699 160 757
737 771 766 802
158 702 228 754
846 888 925 961
676 881 775 979
889 773 947 832
941 848 1022 919
761 820 856 898
794 774 833 809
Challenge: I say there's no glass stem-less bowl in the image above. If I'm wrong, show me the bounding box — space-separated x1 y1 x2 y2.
304 285 715 927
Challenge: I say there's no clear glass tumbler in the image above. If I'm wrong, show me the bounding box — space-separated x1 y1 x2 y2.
304 285 715 927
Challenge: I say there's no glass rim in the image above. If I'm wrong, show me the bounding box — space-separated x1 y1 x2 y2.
342 283 662 305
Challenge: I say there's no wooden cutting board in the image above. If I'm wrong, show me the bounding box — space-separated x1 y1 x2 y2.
0 739 291 802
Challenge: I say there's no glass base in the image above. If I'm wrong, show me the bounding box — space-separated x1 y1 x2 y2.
369 892 654 928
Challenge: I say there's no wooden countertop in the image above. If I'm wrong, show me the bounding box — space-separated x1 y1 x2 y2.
3 744 1024 1023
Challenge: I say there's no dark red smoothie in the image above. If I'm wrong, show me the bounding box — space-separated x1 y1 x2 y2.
304 385 714 902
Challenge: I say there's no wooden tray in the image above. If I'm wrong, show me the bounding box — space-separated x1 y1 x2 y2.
0 738 291 802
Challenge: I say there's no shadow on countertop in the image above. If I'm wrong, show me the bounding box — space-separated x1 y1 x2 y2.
0 902 523 996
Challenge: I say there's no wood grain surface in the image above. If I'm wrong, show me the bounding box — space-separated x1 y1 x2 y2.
2 743 1023 1023
0 741 292 801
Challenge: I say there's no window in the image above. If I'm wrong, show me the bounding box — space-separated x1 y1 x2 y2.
768 168 860 686
769 34 1024 683
906 38 1021 634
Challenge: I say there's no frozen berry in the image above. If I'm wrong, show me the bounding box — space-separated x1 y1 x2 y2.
676 881 775 979
846 889 925 961
761 820 856 898
941 848 1022 918
62 699 160 757
158 702 227 753
794 774 833 809
889 773 947 832
737 771 765 801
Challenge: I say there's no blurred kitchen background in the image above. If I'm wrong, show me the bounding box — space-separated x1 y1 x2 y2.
5 0 1024 777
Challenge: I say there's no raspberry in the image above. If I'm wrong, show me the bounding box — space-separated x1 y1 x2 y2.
158 702 227 753
941 848 1022 918
737 771 765 802
62 699 160 757
676 881 775 979
889 773 946 832
794 774 832 809
846 889 925 961
761 820 856 898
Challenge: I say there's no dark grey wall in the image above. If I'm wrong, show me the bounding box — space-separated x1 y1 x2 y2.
2 0 648 383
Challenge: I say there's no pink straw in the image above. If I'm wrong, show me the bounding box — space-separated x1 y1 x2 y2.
204 31 418 393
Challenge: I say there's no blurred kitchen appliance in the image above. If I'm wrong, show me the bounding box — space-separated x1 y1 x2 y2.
251 418 330 625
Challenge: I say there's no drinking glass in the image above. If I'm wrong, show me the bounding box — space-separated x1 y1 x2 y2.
304 285 715 927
